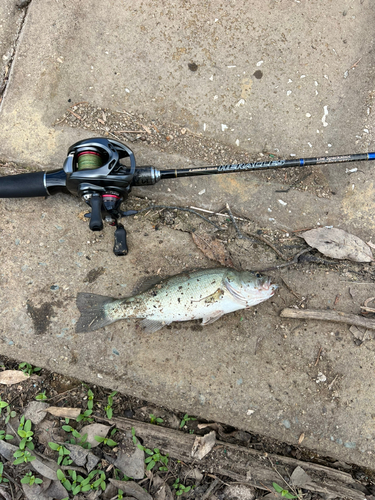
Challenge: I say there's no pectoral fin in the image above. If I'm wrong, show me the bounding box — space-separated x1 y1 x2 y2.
140 318 172 333
201 310 225 325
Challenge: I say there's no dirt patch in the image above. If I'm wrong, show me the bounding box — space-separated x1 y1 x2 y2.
83 266 106 284
26 301 56 335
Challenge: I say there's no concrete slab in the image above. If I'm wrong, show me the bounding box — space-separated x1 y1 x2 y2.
1 0 375 470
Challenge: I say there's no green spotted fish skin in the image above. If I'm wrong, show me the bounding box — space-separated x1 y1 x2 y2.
76 268 277 334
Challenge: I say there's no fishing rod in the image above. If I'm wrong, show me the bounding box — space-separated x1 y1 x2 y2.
0 137 374 256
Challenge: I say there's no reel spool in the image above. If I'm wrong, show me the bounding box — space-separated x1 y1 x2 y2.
77 150 103 170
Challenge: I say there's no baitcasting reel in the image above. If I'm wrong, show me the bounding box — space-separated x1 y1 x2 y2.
1 136 374 256
63 138 137 256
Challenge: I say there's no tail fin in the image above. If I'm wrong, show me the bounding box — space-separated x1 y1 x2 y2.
75 293 116 333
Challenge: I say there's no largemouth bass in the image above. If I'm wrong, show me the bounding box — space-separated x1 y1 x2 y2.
75 268 277 333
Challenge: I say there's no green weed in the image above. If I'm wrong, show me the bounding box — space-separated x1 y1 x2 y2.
180 414 197 428
35 391 48 401
173 478 194 496
48 442 72 465
20 471 43 486
105 391 117 419
0 463 9 484
149 413 163 425
18 362 41 376
272 482 299 499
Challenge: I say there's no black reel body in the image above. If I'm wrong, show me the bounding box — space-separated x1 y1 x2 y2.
63 138 136 255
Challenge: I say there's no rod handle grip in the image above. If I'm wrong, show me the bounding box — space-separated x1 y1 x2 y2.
0 171 48 198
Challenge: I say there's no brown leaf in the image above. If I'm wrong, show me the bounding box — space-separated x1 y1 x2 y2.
45 407 81 419
301 227 373 262
192 232 234 267
0 370 29 385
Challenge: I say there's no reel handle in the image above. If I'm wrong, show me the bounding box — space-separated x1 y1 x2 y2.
88 193 104 231
114 223 128 256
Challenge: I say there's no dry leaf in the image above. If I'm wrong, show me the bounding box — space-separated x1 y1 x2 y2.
30 456 59 481
45 407 81 419
22 484 50 500
0 440 18 461
191 430 216 460
0 370 29 385
301 227 373 262
24 401 49 424
290 466 313 489
153 474 174 500
80 423 110 448
192 232 234 267
109 479 153 500
43 480 69 500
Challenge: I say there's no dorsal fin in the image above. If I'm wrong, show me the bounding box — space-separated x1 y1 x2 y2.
132 275 165 295
132 267 202 295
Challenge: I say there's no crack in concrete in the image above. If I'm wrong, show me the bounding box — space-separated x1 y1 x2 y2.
0 0 32 111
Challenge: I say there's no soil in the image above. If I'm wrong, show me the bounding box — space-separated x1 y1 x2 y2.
0 356 374 500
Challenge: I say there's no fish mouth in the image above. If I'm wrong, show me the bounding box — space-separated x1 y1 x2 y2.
257 278 278 294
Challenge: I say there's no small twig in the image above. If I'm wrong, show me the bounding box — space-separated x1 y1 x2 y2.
364 297 375 308
267 456 299 497
71 101 88 107
47 387 77 400
259 481 276 494
360 297 375 313
350 57 362 69
280 308 375 330
136 205 223 231
256 248 310 273
360 306 375 313
280 278 301 299
226 203 246 239
67 109 82 120
314 346 322 366
205 473 230 486
291 227 314 233
117 130 144 133
201 478 220 500
2 470 17 487
328 375 339 390
248 232 287 259
190 205 245 221
115 109 134 116
107 131 126 142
